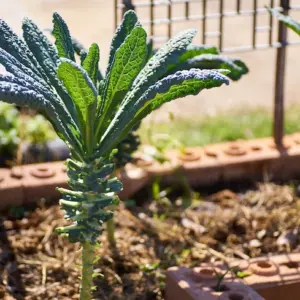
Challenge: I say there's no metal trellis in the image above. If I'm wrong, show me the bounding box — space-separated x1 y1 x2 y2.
115 0 300 149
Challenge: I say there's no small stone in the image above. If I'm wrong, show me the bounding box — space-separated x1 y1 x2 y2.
196 202 217 213
256 229 266 240
181 218 206 234
249 239 262 248
138 212 147 220
210 189 237 202
3 220 14 230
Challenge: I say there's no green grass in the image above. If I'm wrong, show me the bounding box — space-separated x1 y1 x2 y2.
139 106 300 148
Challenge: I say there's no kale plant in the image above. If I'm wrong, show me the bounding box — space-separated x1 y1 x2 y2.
112 42 249 166
148 40 249 82
63 15 248 249
70 37 248 167
0 10 230 299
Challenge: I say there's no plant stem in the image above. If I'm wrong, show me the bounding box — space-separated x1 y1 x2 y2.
106 217 116 247
86 105 95 156
106 170 118 248
80 242 95 300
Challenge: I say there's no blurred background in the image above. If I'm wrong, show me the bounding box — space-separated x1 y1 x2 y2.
1 0 300 165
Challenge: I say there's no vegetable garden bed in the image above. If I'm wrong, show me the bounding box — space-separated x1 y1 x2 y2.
1 180 300 299
1 5 300 300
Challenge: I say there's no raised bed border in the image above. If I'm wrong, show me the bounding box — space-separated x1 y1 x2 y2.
2 133 300 210
166 253 300 300
0 161 150 210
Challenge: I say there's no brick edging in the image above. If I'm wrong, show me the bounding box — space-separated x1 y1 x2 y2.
166 253 300 300
0 161 150 210
142 133 300 186
1 133 300 210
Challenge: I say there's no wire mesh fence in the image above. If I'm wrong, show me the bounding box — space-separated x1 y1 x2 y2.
115 0 300 147
115 0 300 51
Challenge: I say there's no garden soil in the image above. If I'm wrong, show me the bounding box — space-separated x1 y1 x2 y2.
1 182 300 299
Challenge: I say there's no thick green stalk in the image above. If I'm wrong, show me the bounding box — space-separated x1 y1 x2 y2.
57 156 120 298
106 217 116 247
79 105 96 300
85 105 95 156
80 242 95 300
106 169 120 248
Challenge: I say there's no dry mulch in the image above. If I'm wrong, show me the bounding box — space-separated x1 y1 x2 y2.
1 182 300 299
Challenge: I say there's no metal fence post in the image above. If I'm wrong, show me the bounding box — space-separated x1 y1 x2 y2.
122 0 135 16
274 0 290 149
115 0 134 28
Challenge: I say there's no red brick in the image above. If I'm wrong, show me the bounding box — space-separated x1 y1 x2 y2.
22 162 68 204
166 266 263 300
118 163 150 199
0 168 24 209
167 253 300 300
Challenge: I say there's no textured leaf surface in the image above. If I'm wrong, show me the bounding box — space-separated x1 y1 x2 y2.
99 69 229 154
0 73 82 150
268 8 300 35
58 59 97 124
0 80 78 147
53 13 75 61
96 29 197 141
82 43 100 85
71 38 103 81
99 26 147 131
131 29 196 98
0 73 67 120
179 44 219 62
0 48 45 87
167 44 220 74
0 50 80 132
22 18 78 120
23 18 59 64
172 54 249 81
106 10 138 74
0 19 48 82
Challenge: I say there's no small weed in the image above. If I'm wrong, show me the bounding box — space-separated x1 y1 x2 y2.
140 262 160 272
213 265 252 292
235 270 252 278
